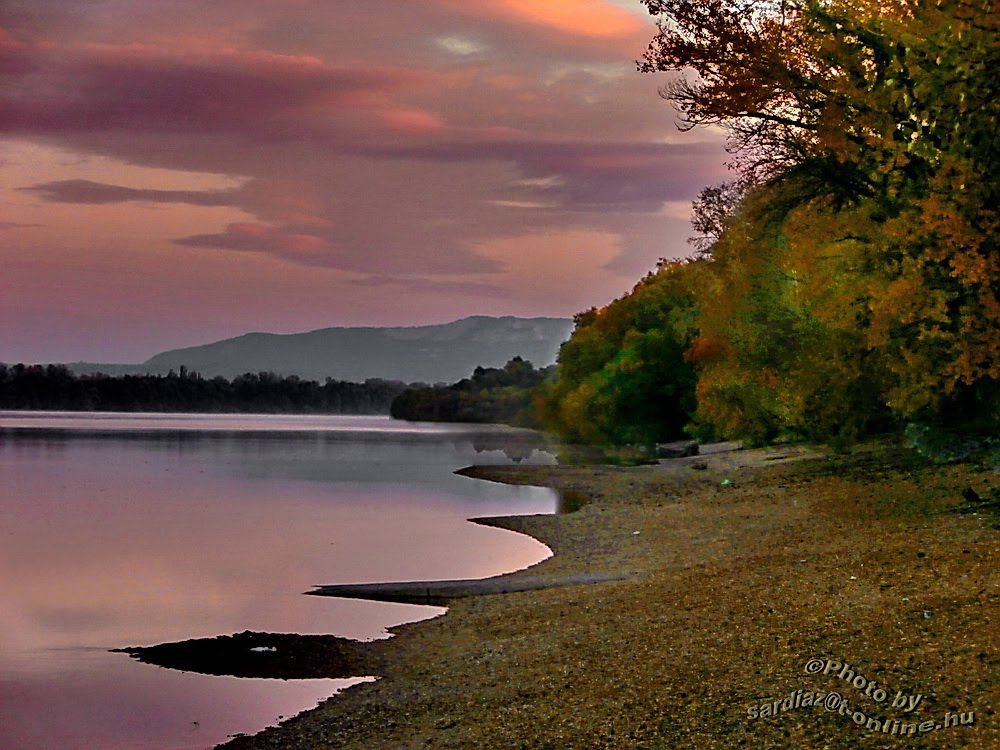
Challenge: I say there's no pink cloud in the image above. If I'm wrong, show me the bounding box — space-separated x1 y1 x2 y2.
367 139 726 212
431 0 650 54
177 221 328 259
0 37 434 141
280 212 334 230
0 26 32 74
379 107 446 135
463 0 644 40
0 26 27 50
172 213 504 275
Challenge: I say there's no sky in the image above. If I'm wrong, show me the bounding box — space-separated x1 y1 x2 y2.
1 0 729 364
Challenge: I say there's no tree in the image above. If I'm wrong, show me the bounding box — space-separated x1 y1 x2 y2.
641 0 998 440
689 179 751 255
539 259 701 445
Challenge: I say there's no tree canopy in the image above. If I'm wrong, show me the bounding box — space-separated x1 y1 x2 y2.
539 0 997 447
538 260 700 445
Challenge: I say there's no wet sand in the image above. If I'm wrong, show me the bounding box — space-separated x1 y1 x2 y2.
163 441 996 749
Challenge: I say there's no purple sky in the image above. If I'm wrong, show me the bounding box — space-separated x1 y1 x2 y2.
1 0 728 364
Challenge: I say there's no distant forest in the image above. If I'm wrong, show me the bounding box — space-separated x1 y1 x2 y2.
0 364 411 414
390 357 554 427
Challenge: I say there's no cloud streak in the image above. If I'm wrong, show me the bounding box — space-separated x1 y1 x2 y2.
21 179 241 206
0 38 433 143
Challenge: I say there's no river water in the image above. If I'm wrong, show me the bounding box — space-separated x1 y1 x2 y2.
0 412 557 749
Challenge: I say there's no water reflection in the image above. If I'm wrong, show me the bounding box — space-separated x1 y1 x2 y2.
0 414 558 750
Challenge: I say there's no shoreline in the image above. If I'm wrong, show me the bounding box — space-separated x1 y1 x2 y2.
212 442 997 749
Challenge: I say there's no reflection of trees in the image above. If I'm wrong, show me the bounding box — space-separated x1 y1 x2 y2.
468 433 551 464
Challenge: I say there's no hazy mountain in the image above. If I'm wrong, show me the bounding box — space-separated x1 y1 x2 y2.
70 316 575 384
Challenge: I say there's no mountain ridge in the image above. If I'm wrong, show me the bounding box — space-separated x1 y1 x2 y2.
68 316 575 384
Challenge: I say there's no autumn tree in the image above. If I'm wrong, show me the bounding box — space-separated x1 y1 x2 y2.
641 0 998 441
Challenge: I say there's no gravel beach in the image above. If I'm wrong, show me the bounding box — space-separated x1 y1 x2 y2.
216 442 998 749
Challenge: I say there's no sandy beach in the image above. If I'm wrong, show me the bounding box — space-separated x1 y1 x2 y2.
200 442 999 749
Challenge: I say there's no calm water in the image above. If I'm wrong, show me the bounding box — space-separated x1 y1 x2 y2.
0 413 557 750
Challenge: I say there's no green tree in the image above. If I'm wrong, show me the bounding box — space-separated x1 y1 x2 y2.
539 259 701 445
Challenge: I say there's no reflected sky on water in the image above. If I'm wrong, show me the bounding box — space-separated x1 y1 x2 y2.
0 413 557 749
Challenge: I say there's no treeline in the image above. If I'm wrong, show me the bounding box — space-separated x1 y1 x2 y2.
0 364 411 414
390 357 553 426
538 0 997 448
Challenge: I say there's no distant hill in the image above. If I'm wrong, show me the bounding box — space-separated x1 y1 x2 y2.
70 316 575 384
